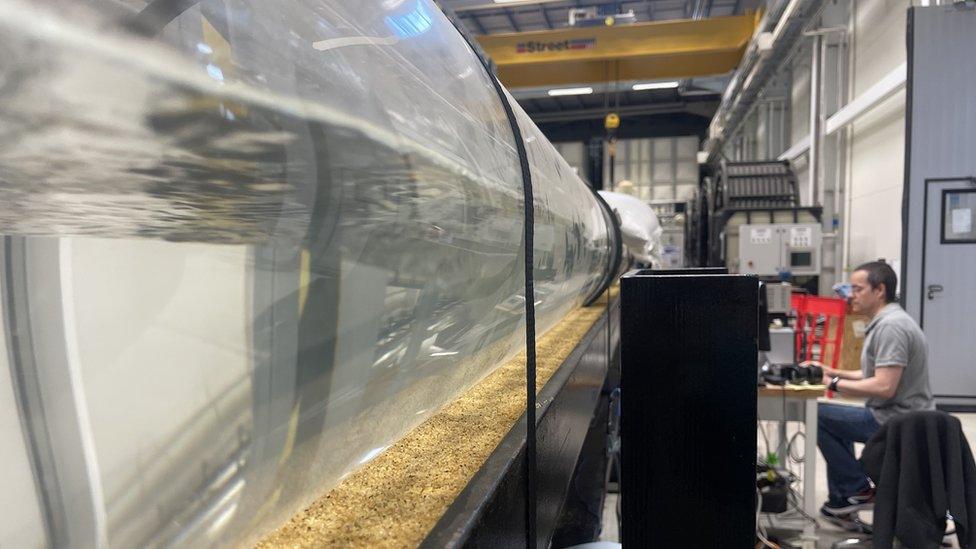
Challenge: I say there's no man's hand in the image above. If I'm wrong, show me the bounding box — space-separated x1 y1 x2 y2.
822 366 840 378
822 370 833 386
802 361 836 385
821 366 904 399
814 364 864 381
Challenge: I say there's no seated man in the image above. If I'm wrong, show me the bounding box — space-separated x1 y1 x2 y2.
811 261 935 529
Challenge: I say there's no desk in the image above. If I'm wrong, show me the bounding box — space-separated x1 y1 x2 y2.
757 385 825 543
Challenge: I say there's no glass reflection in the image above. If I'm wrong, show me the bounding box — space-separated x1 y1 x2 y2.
0 1 617 547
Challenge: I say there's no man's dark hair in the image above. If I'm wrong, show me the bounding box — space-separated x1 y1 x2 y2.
854 261 898 303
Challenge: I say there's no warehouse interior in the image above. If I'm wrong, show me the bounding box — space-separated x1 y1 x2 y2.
0 0 974 548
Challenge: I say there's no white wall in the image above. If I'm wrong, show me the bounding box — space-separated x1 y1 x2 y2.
790 44 813 192
847 91 906 267
844 0 909 270
603 136 698 201
790 45 812 149
553 141 586 178
731 0 912 288
851 0 909 97
781 0 909 272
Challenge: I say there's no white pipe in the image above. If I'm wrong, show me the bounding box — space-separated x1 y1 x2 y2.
808 33 824 206
824 62 906 134
779 62 906 161
841 0 858 275
779 135 811 161
706 0 828 161
771 0 803 43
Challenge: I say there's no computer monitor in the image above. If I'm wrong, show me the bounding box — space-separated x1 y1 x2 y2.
790 251 813 268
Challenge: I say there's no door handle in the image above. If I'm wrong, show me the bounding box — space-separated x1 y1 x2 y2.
927 284 944 300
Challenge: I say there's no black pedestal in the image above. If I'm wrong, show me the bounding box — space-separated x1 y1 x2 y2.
620 270 758 547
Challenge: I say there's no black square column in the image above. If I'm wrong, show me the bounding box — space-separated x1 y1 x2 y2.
620 270 758 547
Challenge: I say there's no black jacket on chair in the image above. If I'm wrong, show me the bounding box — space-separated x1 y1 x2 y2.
860 411 976 549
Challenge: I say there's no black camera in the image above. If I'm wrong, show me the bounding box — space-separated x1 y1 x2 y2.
761 363 823 385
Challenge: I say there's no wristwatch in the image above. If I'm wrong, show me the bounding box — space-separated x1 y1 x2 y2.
829 376 840 392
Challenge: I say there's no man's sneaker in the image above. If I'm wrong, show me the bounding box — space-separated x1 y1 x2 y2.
846 486 876 509
821 499 861 515
820 505 872 533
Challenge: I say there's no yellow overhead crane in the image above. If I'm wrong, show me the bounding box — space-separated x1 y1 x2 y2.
475 14 758 89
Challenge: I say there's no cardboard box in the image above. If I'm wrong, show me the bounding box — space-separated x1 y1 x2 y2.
840 312 869 371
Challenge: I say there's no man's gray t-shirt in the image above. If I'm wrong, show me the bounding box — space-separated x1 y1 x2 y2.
862 303 936 423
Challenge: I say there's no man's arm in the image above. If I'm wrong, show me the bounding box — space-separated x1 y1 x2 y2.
827 367 864 381
831 323 910 399
803 361 864 380
822 366 903 399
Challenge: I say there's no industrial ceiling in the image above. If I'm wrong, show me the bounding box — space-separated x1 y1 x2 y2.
439 0 763 140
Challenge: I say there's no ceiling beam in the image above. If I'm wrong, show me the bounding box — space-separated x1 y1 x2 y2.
528 101 692 122
504 8 521 32
693 0 711 19
453 0 668 19
466 13 488 34
540 5 553 29
449 0 563 13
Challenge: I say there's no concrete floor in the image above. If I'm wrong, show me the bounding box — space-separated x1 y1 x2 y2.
599 493 619 543
597 410 976 548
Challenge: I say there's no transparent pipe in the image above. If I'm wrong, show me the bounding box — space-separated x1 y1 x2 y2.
0 1 620 547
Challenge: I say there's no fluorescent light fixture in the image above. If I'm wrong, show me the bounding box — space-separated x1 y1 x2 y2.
547 86 593 96
632 81 679 91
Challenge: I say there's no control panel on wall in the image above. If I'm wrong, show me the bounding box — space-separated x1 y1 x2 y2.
738 223 822 277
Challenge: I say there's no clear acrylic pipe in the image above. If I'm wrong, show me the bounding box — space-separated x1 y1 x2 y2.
0 1 619 547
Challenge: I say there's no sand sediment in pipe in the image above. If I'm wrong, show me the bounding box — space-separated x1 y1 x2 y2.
256 287 616 548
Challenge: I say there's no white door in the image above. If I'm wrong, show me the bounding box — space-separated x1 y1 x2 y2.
922 179 976 398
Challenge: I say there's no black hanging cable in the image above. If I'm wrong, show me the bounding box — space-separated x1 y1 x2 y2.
438 8 537 546
613 60 621 112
